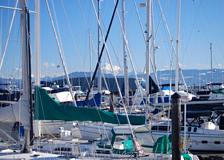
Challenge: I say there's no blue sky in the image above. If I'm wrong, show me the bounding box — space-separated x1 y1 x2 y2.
0 0 224 78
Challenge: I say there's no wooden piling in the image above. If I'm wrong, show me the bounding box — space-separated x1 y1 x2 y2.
171 92 181 160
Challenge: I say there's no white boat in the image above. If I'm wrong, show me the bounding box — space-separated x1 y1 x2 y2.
77 122 115 141
151 120 224 153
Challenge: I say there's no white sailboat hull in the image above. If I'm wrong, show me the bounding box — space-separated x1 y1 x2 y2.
78 122 115 141
151 128 224 153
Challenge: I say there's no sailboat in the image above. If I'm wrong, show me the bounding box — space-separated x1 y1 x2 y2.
0 0 64 159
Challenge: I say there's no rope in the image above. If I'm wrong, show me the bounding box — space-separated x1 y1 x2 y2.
45 0 76 105
0 0 18 72
114 1 147 110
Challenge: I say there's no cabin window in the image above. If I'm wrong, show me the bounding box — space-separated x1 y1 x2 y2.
54 147 71 152
152 126 170 131
151 126 157 130
214 141 221 144
59 147 71 151
159 126 167 131
159 126 170 131
187 127 191 132
201 140 208 144
193 127 197 132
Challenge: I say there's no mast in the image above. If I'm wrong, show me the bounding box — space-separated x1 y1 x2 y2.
35 0 40 86
175 0 181 92
20 0 33 152
210 42 213 83
97 0 102 93
86 0 119 100
146 0 152 99
35 0 41 138
122 0 129 107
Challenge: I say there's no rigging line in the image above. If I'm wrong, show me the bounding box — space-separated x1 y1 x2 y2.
64 0 86 67
90 32 110 93
103 26 123 70
60 0 82 70
114 1 147 108
88 33 97 74
76 0 98 90
175 0 181 91
108 39 123 69
132 0 147 75
61 2 88 86
52 0 72 88
157 0 175 79
0 9 2 54
119 0 160 105
133 0 146 43
0 5 21 11
45 0 76 105
101 69 110 92
151 3 166 87
86 0 119 100
0 6 36 13
158 0 187 90
0 0 18 72
90 0 123 127
149 3 161 89
157 0 175 60
77 0 92 31
90 1 124 76
90 1 123 72
50 1 66 79
181 2 198 68
51 0 66 62
133 0 163 85
103 0 139 142
97 2 123 70
101 16 123 71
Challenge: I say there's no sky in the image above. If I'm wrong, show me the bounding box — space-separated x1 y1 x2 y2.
0 0 224 78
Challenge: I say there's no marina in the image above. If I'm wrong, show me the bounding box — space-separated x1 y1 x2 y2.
0 0 224 159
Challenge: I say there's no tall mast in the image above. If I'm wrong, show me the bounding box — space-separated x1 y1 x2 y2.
35 0 40 86
122 0 129 106
146 0 152 98
20 0 33 152
210 42 213 83
35 0 41 138
175 0 181 92
97 0 102 92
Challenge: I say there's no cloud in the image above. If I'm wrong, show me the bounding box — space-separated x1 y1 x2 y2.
102 63 121 75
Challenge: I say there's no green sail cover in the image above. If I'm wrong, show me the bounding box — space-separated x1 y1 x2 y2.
34 87 145 125
153 135 171 154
